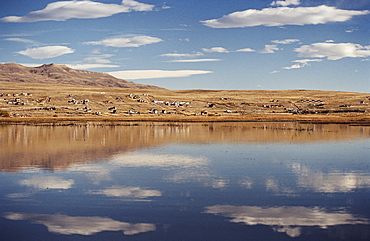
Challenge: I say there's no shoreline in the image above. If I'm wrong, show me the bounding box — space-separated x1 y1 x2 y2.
1 114 370 126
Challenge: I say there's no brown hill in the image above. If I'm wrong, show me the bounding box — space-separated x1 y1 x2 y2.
0 63 162 89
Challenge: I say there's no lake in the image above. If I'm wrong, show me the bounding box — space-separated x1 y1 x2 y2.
0 122 369 240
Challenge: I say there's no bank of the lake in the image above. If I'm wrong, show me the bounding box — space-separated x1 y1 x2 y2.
1 114 370 126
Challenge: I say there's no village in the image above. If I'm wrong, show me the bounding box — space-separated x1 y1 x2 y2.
0 87 369 118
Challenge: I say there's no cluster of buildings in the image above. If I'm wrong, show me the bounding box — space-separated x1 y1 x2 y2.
1 92 32 106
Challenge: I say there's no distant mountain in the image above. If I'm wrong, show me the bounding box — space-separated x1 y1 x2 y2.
0 63 163 89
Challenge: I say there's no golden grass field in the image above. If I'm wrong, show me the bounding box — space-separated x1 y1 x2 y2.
1 82 370 124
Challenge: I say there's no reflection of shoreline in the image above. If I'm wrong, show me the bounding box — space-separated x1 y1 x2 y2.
1 123 368 172
205 205 370 237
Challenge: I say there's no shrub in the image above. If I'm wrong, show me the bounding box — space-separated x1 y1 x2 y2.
0 110 11 117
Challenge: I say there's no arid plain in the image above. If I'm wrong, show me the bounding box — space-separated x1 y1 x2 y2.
0 63 369 124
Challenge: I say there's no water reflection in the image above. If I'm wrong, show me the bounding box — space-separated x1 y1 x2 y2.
290 163 370 193
205 205 370 237
110 153 209 168
20 176 74 190
4 213 156 236
91 186 162 199
0 123 369 240
1 123 368 172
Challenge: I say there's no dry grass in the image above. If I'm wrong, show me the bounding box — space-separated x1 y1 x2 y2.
1 82 369 124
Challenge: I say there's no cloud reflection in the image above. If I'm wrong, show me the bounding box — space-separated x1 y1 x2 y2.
290 163 370 193
4 213 155 236
110 153 209 168
166 168 228 189
20 176 74 190
72 164 112 185
205 205 369 237
93 186 162 198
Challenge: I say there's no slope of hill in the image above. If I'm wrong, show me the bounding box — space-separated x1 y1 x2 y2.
0 63 162 89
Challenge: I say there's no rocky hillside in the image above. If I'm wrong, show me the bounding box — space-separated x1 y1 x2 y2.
0 63 162 89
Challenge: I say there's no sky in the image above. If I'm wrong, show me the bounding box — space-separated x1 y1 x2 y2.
0 0 369 92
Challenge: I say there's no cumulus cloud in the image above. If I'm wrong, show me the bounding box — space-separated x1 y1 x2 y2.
294 42 370 60
270 0 300 7
93 186 162 198
202 47 229 53
236 48 256 52
201 5 369 28
108 69 213 80
20 176 74 189
168 59 221 63
4 213 155 236
283 59 322 69
258 45 279 53
84 36 163 48
271 39 300 44
17 46 74 59
1 0 154 22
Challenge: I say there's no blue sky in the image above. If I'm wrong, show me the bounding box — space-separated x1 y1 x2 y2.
0 0 369 91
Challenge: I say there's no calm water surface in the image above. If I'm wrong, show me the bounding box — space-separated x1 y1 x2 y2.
0 123 369 240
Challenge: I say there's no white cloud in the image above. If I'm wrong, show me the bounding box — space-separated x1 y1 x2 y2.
18 63 45 67
283 59 322 69
169 59 221 63
293 59 322 64
20 176 74 189
67 54 120 69
201 5 369 28
93 186 162 198
205 205 369 237
294 42 370 60
346 28 358 33
271 39 300 44
161 2 171 9
283 63 303 70
108 69 212 80
160 52 204 57
4 213 155 236
83 54 114 64
202 47 229 53
4 38 37 44
84 36 163 48
236 48 255 52
67 63 120 69
1 0 154 22
258 45 279 53
17 46 74 59
270 0 300 7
